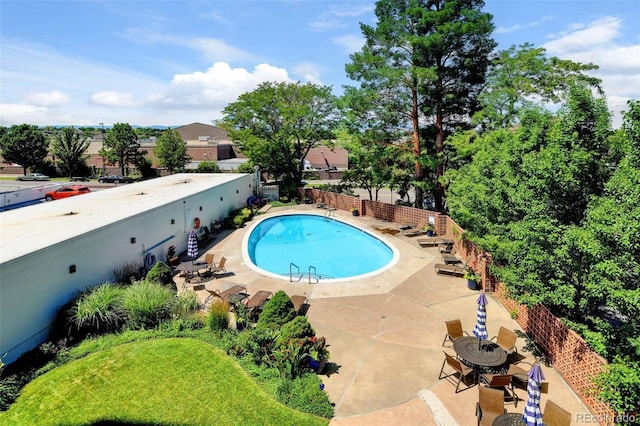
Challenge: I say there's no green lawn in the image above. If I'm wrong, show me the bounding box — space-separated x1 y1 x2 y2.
0 338 329 426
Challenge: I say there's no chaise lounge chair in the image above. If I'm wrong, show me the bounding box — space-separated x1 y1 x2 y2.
417 237 452 247
290 295 308 315
402 219 428 237
434 263 466 277
204 284 248 307
245 290 272 320
441 248 461 264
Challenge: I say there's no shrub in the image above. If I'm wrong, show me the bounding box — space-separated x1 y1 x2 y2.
113 261 143 284
265 339 310 380
67 282 124 335
206 300 229 331
120 281 174 329
275 374 334 418
172 291 200 318
0 375 23 411
145 261 175 290
256 291 296 330
276 316 315 346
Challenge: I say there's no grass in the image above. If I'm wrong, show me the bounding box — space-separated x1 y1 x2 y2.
0 338 329 426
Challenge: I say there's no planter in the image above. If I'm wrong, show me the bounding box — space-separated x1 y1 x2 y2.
467 279 479 290
351 210 359 216
310 358 327 373
426 230 434 237
169 257 180 266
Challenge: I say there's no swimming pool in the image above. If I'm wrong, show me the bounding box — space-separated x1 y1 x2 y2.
243 213 398 282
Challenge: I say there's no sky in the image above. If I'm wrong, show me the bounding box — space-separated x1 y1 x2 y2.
1 0 638 129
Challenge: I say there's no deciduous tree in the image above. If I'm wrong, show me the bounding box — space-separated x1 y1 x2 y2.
153 129 190 174
0 124 49 175
103 123 140 176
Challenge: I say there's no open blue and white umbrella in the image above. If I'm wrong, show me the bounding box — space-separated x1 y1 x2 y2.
522 363 545 426
187 230 198 262
473 292 488 348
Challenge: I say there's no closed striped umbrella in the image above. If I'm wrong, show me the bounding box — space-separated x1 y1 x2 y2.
473 292 488 348
522 363 545 425
187 230 198 262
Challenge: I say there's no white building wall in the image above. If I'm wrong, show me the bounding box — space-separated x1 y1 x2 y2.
0 173 254 364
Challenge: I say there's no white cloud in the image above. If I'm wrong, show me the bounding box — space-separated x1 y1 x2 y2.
24 91 70 107
333 34 364 54
292 62 323 85
542 16 640 128
90 92 143 108
309 4 372 31
153 62 292 110
495 16 553 34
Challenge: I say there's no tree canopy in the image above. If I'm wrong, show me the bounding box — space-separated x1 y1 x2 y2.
50 126 91 178
103 123 141 176
218 81 339 193
344 0 496 210
0 124 49 175
153 129 190 174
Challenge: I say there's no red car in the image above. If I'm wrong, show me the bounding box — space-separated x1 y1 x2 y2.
44 185 91 201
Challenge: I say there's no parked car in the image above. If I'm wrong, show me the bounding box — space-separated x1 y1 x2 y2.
16 173 50 181
44 185 91 201
98 175 133 184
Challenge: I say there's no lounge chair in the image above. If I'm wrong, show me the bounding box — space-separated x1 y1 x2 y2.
290 295 308 315
204 284 248 307
439 241 455 253
209 256 227 277
315 198 327 209
542 400 571 426
442 319 470 346
441 248 461 264
476 386 506 426
417 237 452 247
434 263 466 277
402 219 428 237
490 326 518 355
245 290 272 319
479 373 518 406
439 351 476 393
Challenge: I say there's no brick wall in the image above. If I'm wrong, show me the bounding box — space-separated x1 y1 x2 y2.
303 189 615 424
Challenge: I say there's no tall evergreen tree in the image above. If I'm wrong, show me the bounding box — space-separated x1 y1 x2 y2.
345 0 495 210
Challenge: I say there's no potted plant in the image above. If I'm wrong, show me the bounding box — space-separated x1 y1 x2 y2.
425 223 435 237
166 245 179 266
350 207 360 216
309 336 330 373
464 269 481 290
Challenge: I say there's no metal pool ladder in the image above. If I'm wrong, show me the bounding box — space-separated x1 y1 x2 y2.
289 263 320 284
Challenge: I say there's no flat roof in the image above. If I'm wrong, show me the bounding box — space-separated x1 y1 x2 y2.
0 173 248 263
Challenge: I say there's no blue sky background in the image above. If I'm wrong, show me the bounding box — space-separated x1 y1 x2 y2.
1 0 638 128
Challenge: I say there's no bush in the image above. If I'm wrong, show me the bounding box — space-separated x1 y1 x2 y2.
275 374 334 418
0 375 24 411
113 262 143 284
206 300 230 331
145 261 175 290
172 291 200 318
276 316 315 346
67 282 124 335
120 281 174 329
256 291 296 330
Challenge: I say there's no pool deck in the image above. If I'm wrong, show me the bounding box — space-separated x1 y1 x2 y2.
177 205 590 425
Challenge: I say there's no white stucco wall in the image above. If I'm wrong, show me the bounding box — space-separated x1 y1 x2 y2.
0 173 254 364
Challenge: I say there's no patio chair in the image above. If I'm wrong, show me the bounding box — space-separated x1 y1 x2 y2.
290 295 308 315
204 284 247 307
441 249 462 264
439 351 476 393
402 219 428 237
209 256 227 277
479 373 518 406
442 319 470 346
542 400 571 426
476 386 506 426
315 198 327 209
200 226 214 245
245 290 272 320
434 263 466 277
439 241 455 253
203 253 216 273
490 327 518 355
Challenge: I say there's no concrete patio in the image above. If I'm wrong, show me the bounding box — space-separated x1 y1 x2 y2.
177 205 590 425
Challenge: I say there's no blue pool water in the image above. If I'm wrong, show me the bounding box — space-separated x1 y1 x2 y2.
245 214 396 280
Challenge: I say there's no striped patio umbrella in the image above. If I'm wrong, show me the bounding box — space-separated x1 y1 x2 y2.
522 363 545 426
473 292 488 349
187 230 198 262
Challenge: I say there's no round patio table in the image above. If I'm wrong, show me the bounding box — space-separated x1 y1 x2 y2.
493 413 525 426
175 261 208 282
453 336 507 368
